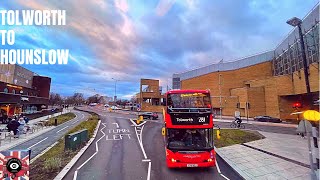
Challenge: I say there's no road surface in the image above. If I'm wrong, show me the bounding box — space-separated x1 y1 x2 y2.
64 107 241 180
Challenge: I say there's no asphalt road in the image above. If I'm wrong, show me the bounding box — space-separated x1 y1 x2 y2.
64 107 241 180
9 110 90 159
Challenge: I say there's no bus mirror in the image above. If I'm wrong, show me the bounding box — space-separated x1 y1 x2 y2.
162 127 166 136
216 129 221 140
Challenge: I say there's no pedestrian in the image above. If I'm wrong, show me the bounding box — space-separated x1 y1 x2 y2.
18 117 26 136
23 116 29 124
6 118 20 138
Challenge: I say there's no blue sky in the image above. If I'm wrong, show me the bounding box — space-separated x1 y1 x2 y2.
1 0 318 99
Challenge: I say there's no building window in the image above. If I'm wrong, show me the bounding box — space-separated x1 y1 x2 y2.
12 89 15 94
4 88 8 93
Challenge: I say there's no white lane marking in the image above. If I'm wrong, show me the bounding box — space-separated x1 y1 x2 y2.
56 126 69 133
81 113 85 119
142 159 151 162
140 124 145 146
112 122 119 128
147 162 151 180
220 174 230 180
216 157 230 180
134 126 147 159
215 159 221 173
73 123 107 180
73 171 78 180
129 119 147 127
28 137 48 149
72 120 79 124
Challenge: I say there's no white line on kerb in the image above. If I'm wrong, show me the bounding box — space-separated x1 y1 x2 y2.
142 159 151 162
56 126 69 133
73 123 107 180
28 137 48 149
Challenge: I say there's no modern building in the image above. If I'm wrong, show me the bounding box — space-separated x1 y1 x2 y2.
172 4 319 120
0 64 51 116
136 79 164 112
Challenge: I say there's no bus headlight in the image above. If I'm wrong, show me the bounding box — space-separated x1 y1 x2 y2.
207 158 213 162
171 158 176 163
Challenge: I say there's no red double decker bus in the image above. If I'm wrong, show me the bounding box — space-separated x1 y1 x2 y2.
162 89 215 168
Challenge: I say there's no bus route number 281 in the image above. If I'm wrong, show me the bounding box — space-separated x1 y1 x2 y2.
198 117 206 123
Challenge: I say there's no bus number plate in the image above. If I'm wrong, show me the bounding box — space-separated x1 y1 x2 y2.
187 164 198 167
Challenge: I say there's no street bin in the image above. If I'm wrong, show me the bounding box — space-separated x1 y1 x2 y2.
65 129 88 151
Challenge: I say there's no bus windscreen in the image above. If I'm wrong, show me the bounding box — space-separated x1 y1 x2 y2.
167 128 214 150
167 93 211 108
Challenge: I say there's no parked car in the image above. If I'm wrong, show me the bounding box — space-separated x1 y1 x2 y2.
140 112 158 120
254 116 282 123
104 104 110 107
89 103 98 106
110 106 121 110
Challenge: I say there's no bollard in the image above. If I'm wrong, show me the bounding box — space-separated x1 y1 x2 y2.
55 118 58 126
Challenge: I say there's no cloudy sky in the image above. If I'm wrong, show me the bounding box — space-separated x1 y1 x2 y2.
1 0 318 99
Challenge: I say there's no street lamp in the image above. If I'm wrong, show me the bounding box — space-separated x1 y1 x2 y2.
112 78 119 102
286 17 311 94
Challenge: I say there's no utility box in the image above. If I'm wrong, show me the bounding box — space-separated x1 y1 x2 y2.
65 129 88 151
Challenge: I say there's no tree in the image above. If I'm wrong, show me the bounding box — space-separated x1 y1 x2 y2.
49 93 62 107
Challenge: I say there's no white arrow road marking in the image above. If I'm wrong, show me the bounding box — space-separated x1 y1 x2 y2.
73 123 107 180
28 137 48 149
112 122 119 128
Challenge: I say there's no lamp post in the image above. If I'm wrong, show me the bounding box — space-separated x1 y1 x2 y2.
286 17 311 94
112 78 119 102
219 74 222 121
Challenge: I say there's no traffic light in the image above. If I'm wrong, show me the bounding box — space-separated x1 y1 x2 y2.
293 102 302 108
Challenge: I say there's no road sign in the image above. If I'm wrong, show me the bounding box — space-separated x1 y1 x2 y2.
137 108 141 112
137 104 141 108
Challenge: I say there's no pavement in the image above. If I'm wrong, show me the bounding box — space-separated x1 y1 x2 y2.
0 109 90 160
217 131 316 180
63 106 241 180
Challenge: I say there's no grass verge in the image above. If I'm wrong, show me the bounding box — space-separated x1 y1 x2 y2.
44 112 76 126
214 129 264 148
30 112 99 180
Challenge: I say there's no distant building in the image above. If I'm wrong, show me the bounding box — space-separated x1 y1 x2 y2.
98 96 113 104
0 64 51 116
136 79 164 112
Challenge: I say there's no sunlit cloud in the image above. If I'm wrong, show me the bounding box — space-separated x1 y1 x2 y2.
1 0 318 99
155 0 176 16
